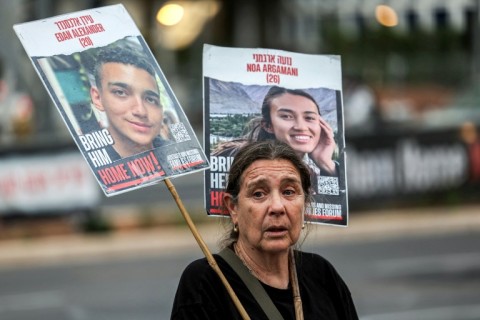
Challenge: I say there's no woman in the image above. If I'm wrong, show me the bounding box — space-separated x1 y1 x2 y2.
213 86 339 193
172 140 357 319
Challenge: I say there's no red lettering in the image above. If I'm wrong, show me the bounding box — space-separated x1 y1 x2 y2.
148 151 162 171
24 173 47 193
55 30 72 42
127 152 161 177
210 190 224 207
97 164 130 185
0 176 17 199
246 63 261 72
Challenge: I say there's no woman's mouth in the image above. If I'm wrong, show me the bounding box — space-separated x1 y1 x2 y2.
291 135 311 143
265 226 288 237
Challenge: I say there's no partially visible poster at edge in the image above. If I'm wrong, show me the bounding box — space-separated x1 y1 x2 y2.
203 44 348 226
13 4 209 196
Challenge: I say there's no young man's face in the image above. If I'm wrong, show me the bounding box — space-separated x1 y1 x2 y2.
91 62 163 157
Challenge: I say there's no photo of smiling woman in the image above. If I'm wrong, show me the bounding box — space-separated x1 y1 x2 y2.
212 85 340 195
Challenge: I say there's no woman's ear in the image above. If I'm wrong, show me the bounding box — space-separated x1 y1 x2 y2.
223 193 238 224
261 120 274 134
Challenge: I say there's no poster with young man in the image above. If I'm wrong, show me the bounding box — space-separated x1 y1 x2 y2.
203 44 348 226
13 4 209 196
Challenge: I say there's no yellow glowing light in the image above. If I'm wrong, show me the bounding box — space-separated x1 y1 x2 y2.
155 0 221 50
157 3 185 26
375 5 398 27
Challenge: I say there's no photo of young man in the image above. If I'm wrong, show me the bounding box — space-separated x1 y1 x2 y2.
90 40 168 160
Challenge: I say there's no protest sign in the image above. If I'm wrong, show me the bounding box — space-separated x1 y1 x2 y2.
0 151 99 212
203 44 348 226
13 4 209 196
13 7 250 315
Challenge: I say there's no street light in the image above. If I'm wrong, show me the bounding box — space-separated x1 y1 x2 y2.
155 0 220 50
156 3 184 26
375 4 398 27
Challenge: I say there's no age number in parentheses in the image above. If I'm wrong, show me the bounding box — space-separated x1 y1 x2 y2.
266 73 280 84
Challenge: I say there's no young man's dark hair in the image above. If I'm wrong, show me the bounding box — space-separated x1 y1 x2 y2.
93 41 156 90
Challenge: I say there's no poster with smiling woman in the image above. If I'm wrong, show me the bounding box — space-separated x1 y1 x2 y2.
203 44 348 226
13 4 209 196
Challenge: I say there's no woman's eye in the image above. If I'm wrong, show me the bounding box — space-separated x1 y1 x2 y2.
279 114 293 120
252 191 264 198
283 189 296 196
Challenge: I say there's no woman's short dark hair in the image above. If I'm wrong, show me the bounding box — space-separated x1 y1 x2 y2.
225 139 312 204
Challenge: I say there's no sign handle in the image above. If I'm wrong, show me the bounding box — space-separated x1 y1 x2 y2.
164 178 251 320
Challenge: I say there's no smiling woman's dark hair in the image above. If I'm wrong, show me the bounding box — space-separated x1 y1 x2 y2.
243 86 321 142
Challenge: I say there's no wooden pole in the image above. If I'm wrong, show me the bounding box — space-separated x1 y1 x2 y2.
164 178 250 320
290 249 304 320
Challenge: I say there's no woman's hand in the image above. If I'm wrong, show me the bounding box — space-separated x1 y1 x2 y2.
309 117 337 175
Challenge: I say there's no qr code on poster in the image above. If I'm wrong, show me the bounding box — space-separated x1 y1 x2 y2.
318 176 340 195
170 123 191 143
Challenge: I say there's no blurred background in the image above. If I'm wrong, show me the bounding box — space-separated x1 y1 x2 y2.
0 0 479 319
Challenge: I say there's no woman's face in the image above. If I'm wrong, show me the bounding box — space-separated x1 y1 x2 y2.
264 93 321 157
226 159 305 254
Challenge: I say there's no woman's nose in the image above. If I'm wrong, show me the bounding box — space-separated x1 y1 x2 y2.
268 191 286 216
293 118 307 130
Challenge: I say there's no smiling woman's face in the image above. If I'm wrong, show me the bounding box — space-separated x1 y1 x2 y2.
225 158 305 255
264 93 321 158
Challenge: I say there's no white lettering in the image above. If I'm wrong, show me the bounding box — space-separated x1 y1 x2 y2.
210 156 234 172
79 129 114 151
210 172 228 189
